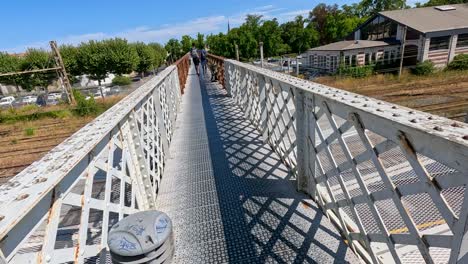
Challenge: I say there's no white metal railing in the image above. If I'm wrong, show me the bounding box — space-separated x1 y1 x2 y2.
224 59 468 264
0 65 182 263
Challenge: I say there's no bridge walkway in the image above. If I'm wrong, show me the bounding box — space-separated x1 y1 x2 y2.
155 65 360 263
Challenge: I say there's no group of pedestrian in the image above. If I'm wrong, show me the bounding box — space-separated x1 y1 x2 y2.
190 43 207 76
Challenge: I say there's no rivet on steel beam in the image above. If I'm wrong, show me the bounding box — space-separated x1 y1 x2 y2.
392 106 397 109
428 116 434 120
434 126 443 132
410 119 418 123
451 122 462 128
392 113 400 117
463 135 468 140
16 193 29 201
409 111 415 114
0 215 4 221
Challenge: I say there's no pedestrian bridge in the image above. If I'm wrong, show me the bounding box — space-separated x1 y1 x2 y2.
1 54 468 264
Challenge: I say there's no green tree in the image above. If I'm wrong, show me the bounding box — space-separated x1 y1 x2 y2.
148 42 167 68
20 49 56 91
281 16 319 54
236 26 258 60
359 0 407 15
181 35 193 53
258 19 284 57
59 45 82 81
103 38 138 76
207 33 231 58
77 40 108 85
133 42 154 76
165 38 182 63
196 33 205 49
0 53 22 89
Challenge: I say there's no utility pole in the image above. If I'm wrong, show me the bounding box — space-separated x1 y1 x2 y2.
398 26 407 80
235 44 240 61
296 56 301 75
259 42 264 68
50 41 75 104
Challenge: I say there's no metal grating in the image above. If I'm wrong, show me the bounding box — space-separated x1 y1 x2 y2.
155 66 359 263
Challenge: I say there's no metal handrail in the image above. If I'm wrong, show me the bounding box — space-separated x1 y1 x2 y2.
223 58 468 264
0 65 183 263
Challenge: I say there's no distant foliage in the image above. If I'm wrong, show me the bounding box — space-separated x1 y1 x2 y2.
133 42 154 75
411 61 435 76
447 54 468 71
337 65 375 78
112 75 132 86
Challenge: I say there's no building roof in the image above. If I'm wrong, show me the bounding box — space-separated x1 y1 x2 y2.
308 40 394 52
379 4 468 34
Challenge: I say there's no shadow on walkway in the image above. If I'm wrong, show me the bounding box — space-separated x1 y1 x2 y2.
198 72 359 263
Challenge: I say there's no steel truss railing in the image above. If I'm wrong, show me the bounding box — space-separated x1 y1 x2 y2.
224 59 468 264
0 65 182 263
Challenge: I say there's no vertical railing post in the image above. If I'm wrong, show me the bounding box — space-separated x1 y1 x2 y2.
295 88 308 192
258 75 268 142
224 61 231 96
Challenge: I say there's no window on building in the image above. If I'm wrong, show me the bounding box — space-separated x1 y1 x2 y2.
371 52 377 62
457 34 468 48
351 55 357 66
360 15 398 41
384 51 389 64
330 56 338 70
429 36 450 51
365 53 370 64
344 56 350 66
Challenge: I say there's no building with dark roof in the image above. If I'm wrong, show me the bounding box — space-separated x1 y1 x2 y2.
301 4 468 72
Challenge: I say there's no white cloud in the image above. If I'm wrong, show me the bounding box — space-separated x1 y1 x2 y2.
3 5 311 53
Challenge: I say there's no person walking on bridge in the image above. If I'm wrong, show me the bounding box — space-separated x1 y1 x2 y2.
200 46 208 75
190 43 200 76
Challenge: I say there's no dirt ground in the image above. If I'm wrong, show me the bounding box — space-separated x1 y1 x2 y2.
0 116 94 184
316 70 468 121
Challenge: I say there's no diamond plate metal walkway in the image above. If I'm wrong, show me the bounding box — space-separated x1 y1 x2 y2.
156 66 360 263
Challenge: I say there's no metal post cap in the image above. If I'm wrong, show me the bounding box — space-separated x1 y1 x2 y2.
108 210 172 257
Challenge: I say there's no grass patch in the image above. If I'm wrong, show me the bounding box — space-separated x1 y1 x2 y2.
24 127 35 136
0 93 124 125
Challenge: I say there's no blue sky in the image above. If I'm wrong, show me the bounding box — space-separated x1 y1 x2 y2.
1 0 423 53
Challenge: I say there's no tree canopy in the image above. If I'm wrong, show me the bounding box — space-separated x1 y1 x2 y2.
205 0 401 61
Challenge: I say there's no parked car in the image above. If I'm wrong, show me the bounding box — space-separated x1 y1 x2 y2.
21 95 38 104
46 97 59 105
0 96 15 108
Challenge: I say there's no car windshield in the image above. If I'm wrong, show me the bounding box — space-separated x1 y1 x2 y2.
0 98 9 103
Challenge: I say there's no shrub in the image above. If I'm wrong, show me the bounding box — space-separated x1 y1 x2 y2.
112 75 132 86
411 61 435 76
447 54 468 71
72 89 98 116
24 127 35 136
337 65 375 78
